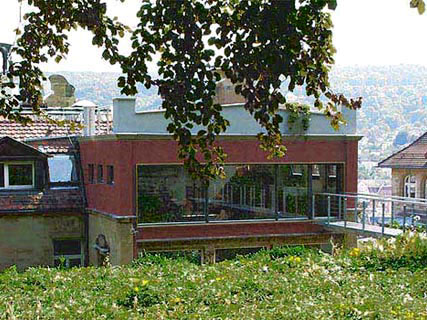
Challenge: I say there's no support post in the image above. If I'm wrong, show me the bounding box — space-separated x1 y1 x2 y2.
312 194 315 219
201 247 216 264
327 196 331 225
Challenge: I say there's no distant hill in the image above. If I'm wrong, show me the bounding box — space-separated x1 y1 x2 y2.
46 65 427 179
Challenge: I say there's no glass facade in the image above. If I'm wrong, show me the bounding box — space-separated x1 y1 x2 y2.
137 164 343 223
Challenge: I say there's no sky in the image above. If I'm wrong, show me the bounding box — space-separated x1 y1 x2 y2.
1 0 427 72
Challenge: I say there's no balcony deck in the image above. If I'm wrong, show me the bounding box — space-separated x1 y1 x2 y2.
137 220 341 253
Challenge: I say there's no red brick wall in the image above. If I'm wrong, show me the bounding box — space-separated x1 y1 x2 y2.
79 137 358 217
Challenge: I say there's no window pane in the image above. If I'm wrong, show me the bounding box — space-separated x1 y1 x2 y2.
277 164 308 218
48 155 76 182
107 165 114 185
97 165 103 183
0 164 4 187
53 239 81 256
8 164 33 186
69 258 82 267
208 165 277 221
137 165 204 223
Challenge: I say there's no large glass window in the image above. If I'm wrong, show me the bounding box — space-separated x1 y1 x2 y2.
208 165 277 220
137 165 204 223
137 163 344 224
0 162 34 189
404 175 416 198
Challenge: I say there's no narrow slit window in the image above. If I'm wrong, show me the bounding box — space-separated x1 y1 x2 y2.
97 165 104 183
107 165 114 185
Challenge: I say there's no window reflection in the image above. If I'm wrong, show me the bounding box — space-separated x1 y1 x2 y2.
137 163 344 223
48 155 77 183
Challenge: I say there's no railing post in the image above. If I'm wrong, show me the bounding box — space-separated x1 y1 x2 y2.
403 205 407 232
372 199 376 223
381 203 385 236
354 197 358 223
338 196 342 220
344 197 347 228
412 203 416 228
362 201 366 231
391 201 395 226
327 196 331 225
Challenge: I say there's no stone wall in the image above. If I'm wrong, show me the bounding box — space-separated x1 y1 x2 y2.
0 214 84 271
391 168 427 198
88 211 135 266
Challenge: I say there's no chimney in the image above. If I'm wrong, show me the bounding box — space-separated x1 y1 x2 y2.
72 100 97 136
113 97 136 134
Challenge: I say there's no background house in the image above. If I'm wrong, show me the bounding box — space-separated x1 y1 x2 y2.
378 131 427 199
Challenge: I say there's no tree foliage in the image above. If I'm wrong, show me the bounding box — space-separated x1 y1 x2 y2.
2 0 419 181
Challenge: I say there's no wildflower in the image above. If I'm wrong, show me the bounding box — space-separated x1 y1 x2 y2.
349 247 361 257
141 279 149 286
134 287 139 292
295 257 301 263
171 297 182 304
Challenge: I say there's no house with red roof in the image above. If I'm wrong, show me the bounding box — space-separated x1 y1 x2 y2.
378 131 427 199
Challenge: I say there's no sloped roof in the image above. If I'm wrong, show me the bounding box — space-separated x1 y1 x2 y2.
0 136 48 159
0 119 112 142
378 132 427 169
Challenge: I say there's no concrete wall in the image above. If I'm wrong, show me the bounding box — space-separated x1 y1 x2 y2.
88 211 134 266
0 214 84 271
391 168 427 198
112 98 357 136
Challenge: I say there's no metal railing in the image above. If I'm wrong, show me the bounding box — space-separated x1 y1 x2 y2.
313 192 427 235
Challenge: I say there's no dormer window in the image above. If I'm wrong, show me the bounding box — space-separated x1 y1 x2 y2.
0 162 34 189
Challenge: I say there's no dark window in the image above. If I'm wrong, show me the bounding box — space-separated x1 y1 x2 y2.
88 164 94 184
53 239 82 268
0 164 3 188
8 164 33 186
97 165 104 183
107 165 114 185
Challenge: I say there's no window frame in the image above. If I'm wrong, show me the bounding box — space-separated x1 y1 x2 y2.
404 175 417 198
52 239 84 268
0 161 35 190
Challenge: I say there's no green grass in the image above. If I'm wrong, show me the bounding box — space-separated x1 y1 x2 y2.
2 232 427 319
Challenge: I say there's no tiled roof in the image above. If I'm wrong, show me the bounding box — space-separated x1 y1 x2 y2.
0 188 84 214
0 119 112 142
378 132 427 168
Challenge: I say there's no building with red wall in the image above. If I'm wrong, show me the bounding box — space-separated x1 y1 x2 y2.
79 80 360 264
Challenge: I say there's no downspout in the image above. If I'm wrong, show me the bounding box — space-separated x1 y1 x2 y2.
72 137 89 266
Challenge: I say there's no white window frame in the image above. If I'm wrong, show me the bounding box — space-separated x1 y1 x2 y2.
404 175 417 198
53 239 84 268
0 161 35 190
